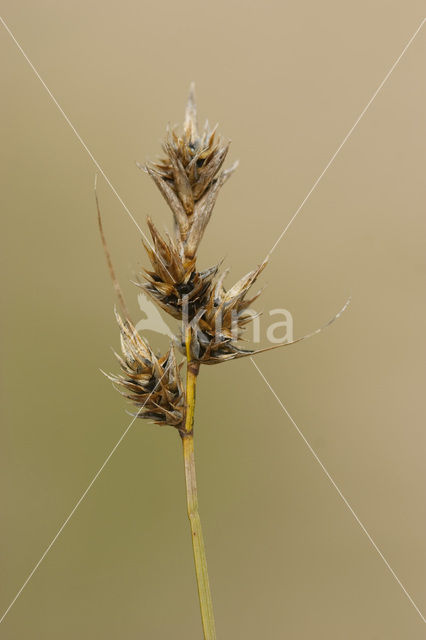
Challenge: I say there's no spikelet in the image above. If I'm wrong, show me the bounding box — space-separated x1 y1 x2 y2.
182 260 268 364
106 311 185 430
142 83 238 259
138 217 218 320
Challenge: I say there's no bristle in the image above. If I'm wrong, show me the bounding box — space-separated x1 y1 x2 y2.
184 82 198 143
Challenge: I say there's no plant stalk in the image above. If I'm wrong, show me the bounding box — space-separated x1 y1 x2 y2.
181 329 216 639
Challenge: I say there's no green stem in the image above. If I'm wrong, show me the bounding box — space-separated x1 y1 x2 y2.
181 330 216 639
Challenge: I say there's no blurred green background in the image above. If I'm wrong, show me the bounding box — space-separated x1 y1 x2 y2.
1 1 425 638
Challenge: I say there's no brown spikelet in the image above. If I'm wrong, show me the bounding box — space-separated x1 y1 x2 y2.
137 217 219 320
182 259 268 364
106 311 185 430
142 84 238 259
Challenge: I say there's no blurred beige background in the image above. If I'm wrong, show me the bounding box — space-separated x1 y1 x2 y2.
1 2 425 638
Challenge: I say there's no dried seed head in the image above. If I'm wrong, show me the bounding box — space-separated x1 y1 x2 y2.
138 217 219 320
143 84 238 259
100 88 348 440
182 259 268 364
106 311 185 430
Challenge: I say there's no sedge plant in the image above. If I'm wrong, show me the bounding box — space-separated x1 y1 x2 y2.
99 85 348 639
